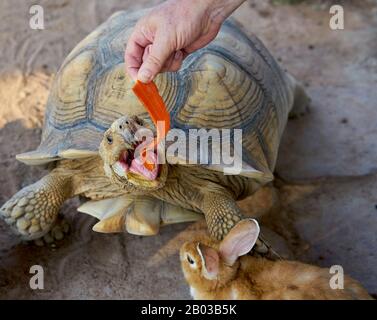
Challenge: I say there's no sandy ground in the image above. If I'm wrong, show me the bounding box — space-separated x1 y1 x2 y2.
0 0 376 299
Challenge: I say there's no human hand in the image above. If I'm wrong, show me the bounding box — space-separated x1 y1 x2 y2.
125 0 245 83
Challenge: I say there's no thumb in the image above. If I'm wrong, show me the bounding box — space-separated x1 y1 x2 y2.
138 34 173 83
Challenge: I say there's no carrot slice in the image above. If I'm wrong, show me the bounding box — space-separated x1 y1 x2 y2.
132 80 170 171
132 81 170 133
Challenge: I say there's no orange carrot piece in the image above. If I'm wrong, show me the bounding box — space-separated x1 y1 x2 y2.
132 80 170 171
132 80 170 135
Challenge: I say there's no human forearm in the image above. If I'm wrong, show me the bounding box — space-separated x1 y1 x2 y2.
206 0 246 24
124 0 246 83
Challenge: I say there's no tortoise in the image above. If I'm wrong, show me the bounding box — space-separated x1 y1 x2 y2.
0 9 308 252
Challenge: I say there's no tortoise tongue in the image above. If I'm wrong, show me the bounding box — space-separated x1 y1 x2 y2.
129 152 158 180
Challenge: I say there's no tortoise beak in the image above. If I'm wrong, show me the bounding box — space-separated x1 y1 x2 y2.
117 127 138 148
116 122 153 149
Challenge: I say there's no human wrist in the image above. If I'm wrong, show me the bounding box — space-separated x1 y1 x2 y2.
174 0 244 24
206 0 245 24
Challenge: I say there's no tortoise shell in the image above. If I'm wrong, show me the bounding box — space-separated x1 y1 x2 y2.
17 9 294 183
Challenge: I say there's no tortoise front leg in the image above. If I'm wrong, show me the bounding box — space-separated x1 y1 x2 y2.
201 192 243 241
201 191 276 258
0 171 72 240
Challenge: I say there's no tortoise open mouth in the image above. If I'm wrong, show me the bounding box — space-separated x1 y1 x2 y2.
112 141 159 181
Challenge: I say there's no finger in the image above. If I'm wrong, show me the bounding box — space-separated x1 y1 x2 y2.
181 49 190 60
138 33 174 83
142 44 152 63
161 50 184 72
160 53 175 72
124 47 141 81
125 30 151 81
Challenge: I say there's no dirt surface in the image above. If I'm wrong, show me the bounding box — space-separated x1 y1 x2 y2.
0 0 376 299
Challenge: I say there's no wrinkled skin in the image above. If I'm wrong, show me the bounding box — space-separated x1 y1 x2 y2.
0 115 269 255
99 115 261 242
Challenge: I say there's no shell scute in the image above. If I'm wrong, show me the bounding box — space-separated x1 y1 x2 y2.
18 12 295 182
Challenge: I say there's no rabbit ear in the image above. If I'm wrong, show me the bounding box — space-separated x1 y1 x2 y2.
196 243 219 280
219 219 260 266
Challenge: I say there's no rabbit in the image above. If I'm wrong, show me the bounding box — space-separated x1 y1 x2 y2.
180 219 373 300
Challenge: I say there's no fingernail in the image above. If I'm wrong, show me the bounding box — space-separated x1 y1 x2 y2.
138 69 152 83
174 51 183 60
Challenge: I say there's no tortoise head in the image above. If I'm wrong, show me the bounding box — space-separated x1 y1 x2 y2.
99 115 167 191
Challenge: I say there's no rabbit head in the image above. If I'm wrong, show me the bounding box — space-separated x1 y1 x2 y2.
180 219 260 294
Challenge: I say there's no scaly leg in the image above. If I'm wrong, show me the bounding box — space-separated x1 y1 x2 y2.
201 192 242 241
201 191 280 259
0 171 71 241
